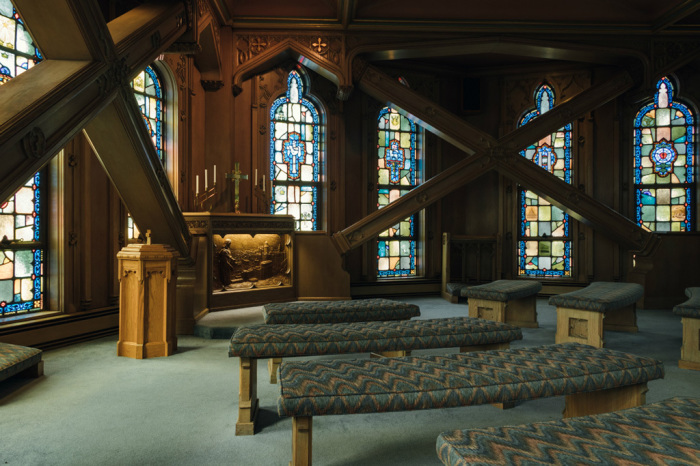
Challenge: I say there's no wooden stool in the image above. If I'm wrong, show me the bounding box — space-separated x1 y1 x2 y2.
461 280 542 328
673 287 700 370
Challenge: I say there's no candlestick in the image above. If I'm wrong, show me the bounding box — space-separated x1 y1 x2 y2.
262 175 265 192
205 169 208 190
255 169 258 186
196 175 199 195
214 165 217 184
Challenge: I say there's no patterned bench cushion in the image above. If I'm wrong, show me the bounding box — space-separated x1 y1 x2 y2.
548 282 644 312
436 396 700 466
0 342 42 383
263 298 420 324
229 317 523 358
460 280 542 301
277 343 663 418
673 287 700 319
445 283 467 297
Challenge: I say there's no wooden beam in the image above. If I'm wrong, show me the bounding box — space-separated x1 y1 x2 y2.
652 0 700 32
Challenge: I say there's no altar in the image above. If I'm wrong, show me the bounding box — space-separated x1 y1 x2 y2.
184 213 296 312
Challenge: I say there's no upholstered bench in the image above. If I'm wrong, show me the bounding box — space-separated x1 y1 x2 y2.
461 279 542 328
262 298 420 324
277 343 664 465
674 287 700 371
0 342 43 384
229 316 522 435
549 281 644 348
436 396 700 466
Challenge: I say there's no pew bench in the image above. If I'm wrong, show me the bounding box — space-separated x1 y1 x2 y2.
0 342 43 384
436 396 700 465
277 343 664 465
549 281 644 348
461 279 542 328
674 287 700 371
263 298 420 324
229 316 522 435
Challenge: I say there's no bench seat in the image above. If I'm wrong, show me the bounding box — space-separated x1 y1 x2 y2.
673 287 700 370
436 396 700 466
262 298 420 324
278 343 664 465
461 280 542 328
0 342 43 383
229 317 522 435
549 282 644 348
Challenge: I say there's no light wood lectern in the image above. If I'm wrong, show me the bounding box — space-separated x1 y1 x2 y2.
117 239 178 359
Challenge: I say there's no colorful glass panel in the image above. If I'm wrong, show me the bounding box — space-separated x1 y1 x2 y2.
0 4 43 316
376 107 419 278
0 0 40 81
131 65 164 163
517 83 573 277
0 173 43 316
270 70 321 231
633 76 695 232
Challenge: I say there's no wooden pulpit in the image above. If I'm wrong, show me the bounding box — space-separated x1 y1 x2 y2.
117 241 178 359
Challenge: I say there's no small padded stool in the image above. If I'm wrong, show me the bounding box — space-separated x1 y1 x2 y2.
461 280 542 328
262 298 420 324
673 287 700 371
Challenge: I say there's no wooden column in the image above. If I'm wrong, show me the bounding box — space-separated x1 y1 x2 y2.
117 241 178 359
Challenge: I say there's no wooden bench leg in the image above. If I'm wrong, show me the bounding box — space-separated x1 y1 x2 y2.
291 416 312 466
17 360 44 378
505 295 539 328
268 357 283 384
236 357 259 436
468 298 506 323
563 383 647 418
679 317 700 370
603 305 638 333
371 350 410 358
555 307 604 348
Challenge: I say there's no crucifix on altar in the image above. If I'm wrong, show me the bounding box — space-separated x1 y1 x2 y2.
225 162 248 213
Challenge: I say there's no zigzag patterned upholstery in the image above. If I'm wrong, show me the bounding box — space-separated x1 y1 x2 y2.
230 317 522 358
673 287 700 318
263 298 420 324
460 279 542 301
436 396 700 466
277 343 664 417
0 342 42 382
548 282 643 312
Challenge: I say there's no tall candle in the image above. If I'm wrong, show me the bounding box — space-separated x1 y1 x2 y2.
262 175 265 192
213 165 216 184
255 169 258 186
196 175 199 195
204 169 208 190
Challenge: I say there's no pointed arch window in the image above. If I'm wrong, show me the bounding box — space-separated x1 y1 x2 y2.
517 83 573 277
376 107 420 278
633 76 695 232
0 3 44 316
270 69 321 231
131 65 165 164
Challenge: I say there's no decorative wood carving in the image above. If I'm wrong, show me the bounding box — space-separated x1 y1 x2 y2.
201 79 224 91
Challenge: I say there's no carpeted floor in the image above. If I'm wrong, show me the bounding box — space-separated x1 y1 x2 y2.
1 296 699 465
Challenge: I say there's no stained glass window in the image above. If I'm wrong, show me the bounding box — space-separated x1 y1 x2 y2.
131 65 164 163
517 83 573 277
0 3 43 316
0 0 40 82
633 76 695 232
270 69 321 231
376 107 419 278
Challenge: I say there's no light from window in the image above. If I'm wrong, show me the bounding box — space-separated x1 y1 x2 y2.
131 65 164 164
269 70 321 231
517 83 573 277
376 107 419 278
633 76 695 232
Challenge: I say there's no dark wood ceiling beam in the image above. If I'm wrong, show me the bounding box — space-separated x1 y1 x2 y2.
338 0 355 29
0 1 189 254
334 63 658 255
652 0 700 32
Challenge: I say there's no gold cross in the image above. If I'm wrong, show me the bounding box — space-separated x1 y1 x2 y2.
225 162 248 213
312 37 327 53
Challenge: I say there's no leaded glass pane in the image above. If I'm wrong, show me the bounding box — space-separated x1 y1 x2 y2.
270 70 321 231
131 65 164 164
518 83 573 278
376 107 419 278
633 76 695 232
